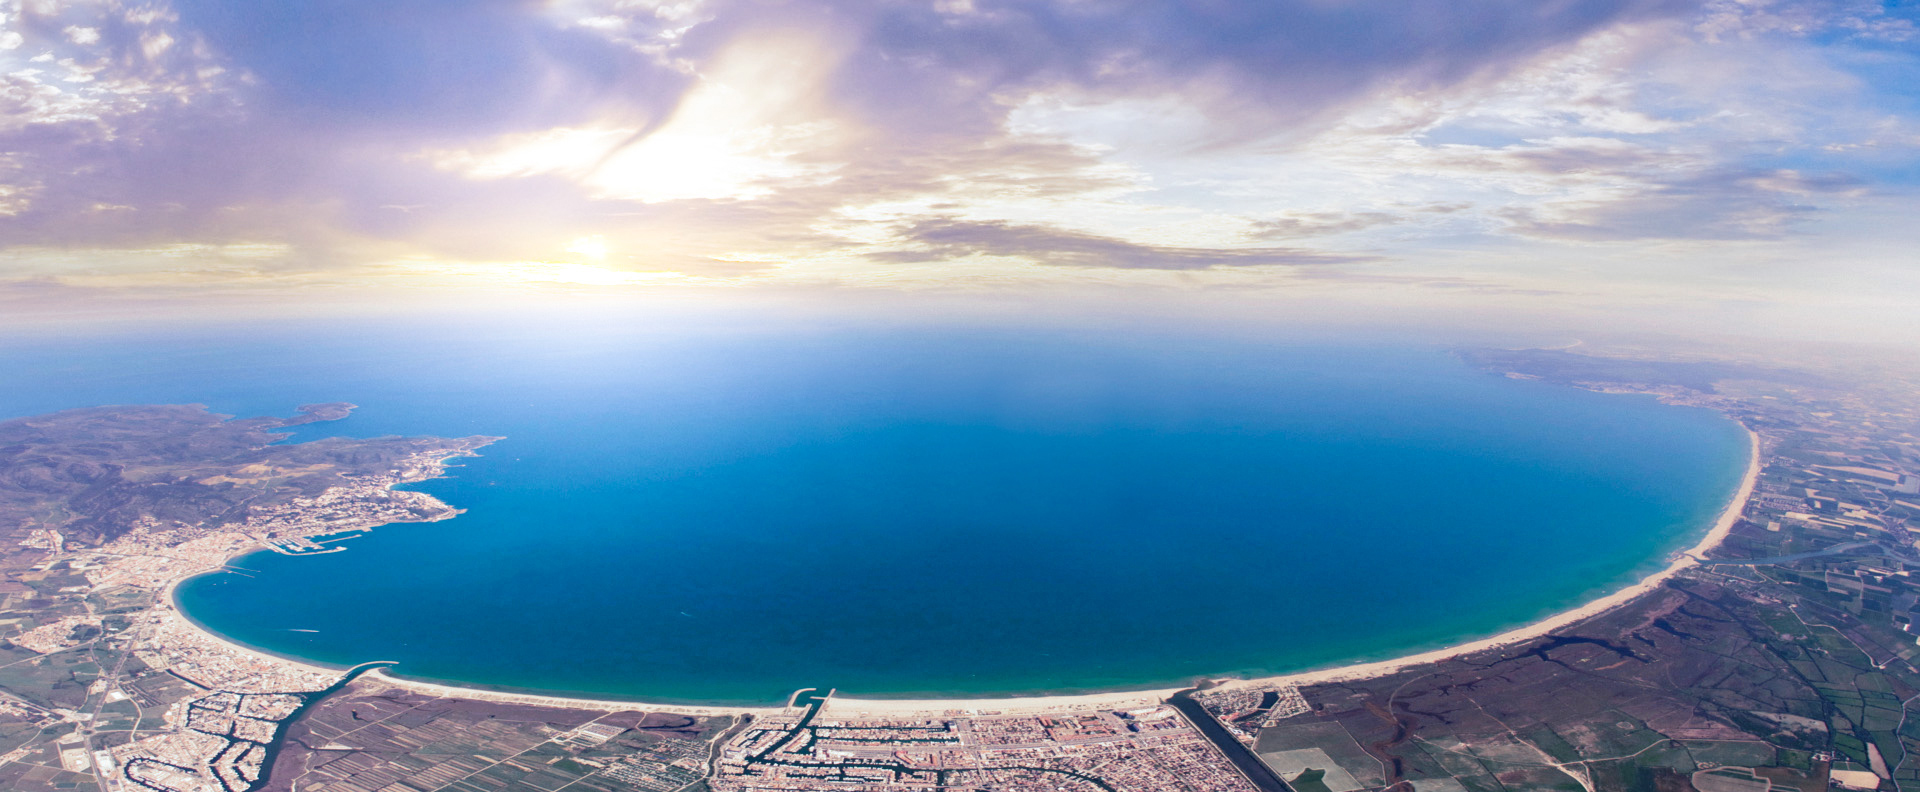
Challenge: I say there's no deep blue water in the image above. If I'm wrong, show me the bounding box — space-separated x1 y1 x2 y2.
0 320 1750 704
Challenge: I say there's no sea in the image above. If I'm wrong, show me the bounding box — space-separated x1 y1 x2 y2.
0 317 1752 705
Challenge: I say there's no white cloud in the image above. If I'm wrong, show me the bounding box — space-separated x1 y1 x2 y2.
431 29 846 203
1697 0 1919 43
431 126 637 180
140 31 173 59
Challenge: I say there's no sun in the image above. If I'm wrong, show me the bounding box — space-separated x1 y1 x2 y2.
566 235 609 262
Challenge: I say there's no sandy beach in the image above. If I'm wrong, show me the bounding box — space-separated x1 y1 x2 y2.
828 425 1763 715
1225 426 1761 691
823 687 1184 717
360 670 766 715
170 426 1762 720
162 573 345 679
169 571 764 715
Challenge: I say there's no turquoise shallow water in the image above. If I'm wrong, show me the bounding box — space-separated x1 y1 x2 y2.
0 320 1750 704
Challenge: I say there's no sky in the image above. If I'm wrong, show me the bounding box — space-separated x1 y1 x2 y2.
0 0 1917 341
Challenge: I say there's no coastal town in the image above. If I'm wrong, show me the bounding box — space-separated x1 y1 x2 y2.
713 692 1265 792
0 404 498 791
0 347 1917 792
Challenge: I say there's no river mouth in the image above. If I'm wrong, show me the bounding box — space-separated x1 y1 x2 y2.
71 329 1749 706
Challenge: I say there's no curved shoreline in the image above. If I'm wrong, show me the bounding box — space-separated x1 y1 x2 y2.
828 424 1762 715
172 426 1762 717
359 669 765 715
164 572 346 679
166 565 771 715
1205 425 1760 685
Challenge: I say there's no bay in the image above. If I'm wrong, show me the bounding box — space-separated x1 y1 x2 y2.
0 319 1751 704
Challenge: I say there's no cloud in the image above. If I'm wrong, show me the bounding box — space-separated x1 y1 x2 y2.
167 0 687 133
0 0 702 254
1695 0 1919 44
1249 212 1406 240
1501 168 1864 241
816 0 1693 144
871 217 1369 269
0 0 1712 254
430 28 848 204
0 0 1914 308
